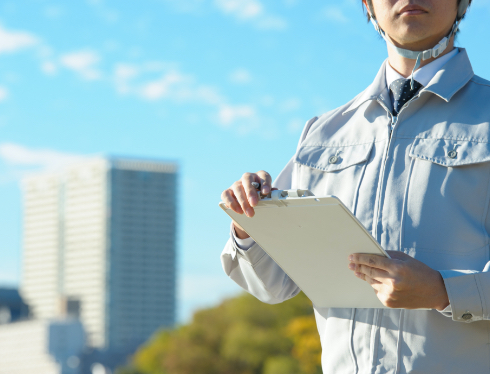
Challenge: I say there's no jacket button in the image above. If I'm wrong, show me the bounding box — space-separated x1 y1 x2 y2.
462 313 473 320
447 150 457 159
329 156 339 164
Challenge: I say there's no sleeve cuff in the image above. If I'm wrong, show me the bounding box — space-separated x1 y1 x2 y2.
229 222 268 263
231 223 255 251
235 235 255 250
440 269 483 322
437 302 452 317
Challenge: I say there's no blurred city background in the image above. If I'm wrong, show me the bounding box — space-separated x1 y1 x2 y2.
0 0 489 373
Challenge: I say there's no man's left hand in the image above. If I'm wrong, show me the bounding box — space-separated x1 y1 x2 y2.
348 251 449 310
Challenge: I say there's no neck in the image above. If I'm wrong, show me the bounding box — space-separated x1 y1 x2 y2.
387 37 456 78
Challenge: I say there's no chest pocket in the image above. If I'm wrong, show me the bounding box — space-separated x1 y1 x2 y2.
404 138 490 260
294 142 374 212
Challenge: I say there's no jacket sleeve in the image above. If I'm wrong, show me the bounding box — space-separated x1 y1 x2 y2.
220 233 301 304
439 198 490 323
220 157 300 304
440 268 490 323
220 116 318 304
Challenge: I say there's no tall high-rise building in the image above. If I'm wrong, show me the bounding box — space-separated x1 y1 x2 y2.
21 157 177 352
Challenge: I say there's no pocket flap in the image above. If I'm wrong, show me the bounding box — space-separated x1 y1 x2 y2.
295 142 374 172
409 138 490 167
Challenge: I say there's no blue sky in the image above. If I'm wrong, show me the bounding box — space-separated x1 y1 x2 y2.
0 0 489 323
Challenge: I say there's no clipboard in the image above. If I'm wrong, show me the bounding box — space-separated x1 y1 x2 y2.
219 189 391 309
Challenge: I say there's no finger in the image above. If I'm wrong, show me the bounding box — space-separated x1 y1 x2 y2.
355 264 391 283
221 189 244 215
354 271 382 286
256 170 272 195
233 181 255 217
241 173 260 207
354 273 401 309
349 253 393 272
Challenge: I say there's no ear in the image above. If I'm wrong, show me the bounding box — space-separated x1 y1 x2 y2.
362 0 371 17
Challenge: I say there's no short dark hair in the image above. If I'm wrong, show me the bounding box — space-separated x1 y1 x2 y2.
363 0 472 22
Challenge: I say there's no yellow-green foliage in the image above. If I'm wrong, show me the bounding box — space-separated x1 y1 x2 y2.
118 292 322 374
286 316 322 374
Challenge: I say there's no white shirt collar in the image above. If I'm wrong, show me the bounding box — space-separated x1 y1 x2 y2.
386 47 460 89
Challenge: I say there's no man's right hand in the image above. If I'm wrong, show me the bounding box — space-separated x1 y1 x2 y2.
221 170 272 239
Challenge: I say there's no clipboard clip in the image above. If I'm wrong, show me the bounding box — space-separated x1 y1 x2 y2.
251 183 314 200
268 189 314 200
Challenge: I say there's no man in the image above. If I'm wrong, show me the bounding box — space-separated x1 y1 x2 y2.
221 0 490 372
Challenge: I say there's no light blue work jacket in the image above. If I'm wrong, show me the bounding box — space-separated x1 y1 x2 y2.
221 49 490 374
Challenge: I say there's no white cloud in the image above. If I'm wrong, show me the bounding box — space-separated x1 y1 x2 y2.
44 5 64 18
60 50 102 80
139 71 192 100
113 62 226 105
218 104 256 127
0 24 39 54
214 0 263 20
41 61 57 75
288 118 303 133
86 0 120 23
163 0 286 29
283 0 299 7
0 143 85 169
0 87 9 101
260 95 275 107
256 16 287 30
193 85 225 105
322 6 349 23
280 98 301 112
162 0 206 13
214 0 287 29
112 61 262 129
229 68 252 84
114 63 140 94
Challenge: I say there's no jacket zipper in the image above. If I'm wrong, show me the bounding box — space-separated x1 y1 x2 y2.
391 116 398 136
370 95 419 373
372 99 394 241
366 99 395 374
372 95 419 240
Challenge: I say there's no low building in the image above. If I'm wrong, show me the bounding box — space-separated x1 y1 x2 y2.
0 319 85 374
0 288 29 324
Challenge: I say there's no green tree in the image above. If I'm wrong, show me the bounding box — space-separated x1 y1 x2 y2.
286 315 322 374
263 356 299 374
118 292 322 374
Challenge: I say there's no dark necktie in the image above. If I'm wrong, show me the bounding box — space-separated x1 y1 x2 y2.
389 78 422 116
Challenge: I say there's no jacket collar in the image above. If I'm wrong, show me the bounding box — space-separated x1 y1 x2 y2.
342 48 474 115
422 48 474 102
342 60 387 115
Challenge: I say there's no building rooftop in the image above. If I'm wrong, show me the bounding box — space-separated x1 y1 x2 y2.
0 288 23 305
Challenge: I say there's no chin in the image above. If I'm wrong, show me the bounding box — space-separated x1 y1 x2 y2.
395 24 430 40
